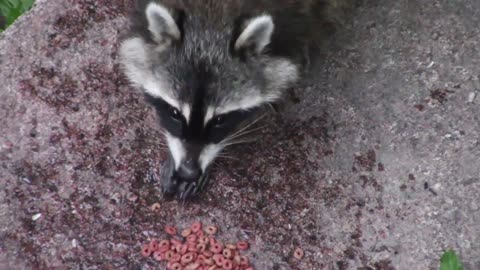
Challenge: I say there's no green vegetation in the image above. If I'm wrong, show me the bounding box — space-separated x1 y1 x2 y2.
0 0 35 32
440 250 464 270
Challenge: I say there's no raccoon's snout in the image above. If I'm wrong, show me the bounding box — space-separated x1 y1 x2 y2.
176 159 202 182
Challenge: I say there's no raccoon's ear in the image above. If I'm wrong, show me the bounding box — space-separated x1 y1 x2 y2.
145 2 181 45
233 14 274 55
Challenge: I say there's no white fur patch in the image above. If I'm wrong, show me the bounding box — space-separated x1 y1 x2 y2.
165 133 186 169
215 59 299 115
216 93 281 115
235 15 274 53
199 144 223 171
204 106 215 125
143 79 181 110
182 104 191 123
119 37 181 111
146 3 181 42
119 37 149 87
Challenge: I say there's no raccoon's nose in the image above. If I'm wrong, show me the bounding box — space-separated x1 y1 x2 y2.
177 159 201 182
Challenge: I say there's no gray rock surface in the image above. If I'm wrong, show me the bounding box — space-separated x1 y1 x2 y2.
0 0 479 269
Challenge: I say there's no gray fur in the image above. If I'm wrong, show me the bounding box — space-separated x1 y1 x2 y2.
118 0 349 198
118 0 325 112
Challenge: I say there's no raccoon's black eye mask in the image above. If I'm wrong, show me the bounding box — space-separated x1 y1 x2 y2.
144 94 185 136
205 109 260 143
145 93 264 143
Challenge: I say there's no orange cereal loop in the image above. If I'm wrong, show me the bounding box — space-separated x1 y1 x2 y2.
187 234 197 243
165 250 175 261
181 252 195 265
209 237 217 246
141 244 152 257
203 257 214 265
180 244 188 255
233 255 241 264
222 259 234 270
212 254 224 266
170 253 181 263
150 202 161 211
170 262 183 270
236 241 249 251
149 240 159 251
222 248 233 259
196 243 206 253
196 254 206 263
210 242 223 254
293 247 304 259
195 229 205 238
159 245 170 253
191 222 203 233
202 251 213 258
205 225 217 235
181 228 192 237
225 244 237 250
160 240 170 248
165 226 177 236
188 245 197 253
202 236 210 244
171 238 183 246
239 256 249 267
159 240 170 252
153 250 164 261
185 262 201 270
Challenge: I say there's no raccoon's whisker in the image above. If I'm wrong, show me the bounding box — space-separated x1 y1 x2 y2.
225 113 268 140
225 125 268 141
216 155 239 161
220 138 258 147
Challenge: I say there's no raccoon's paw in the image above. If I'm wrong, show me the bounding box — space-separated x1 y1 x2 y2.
176 172 210 203
160 154 210 202
159 155 177 198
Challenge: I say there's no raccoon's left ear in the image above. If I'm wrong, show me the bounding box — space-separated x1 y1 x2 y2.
233 14 274 55
145 2 182 45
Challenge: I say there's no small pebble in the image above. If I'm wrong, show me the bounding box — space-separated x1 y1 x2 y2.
127 193 138 202
32 213 42 221
468 92 476 103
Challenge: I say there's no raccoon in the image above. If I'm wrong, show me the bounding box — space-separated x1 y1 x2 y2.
119 0 348 201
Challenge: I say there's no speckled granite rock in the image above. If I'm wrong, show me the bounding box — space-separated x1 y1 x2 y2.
1 0 479 269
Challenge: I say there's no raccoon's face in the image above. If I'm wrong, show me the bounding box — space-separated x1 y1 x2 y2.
119 1 299 197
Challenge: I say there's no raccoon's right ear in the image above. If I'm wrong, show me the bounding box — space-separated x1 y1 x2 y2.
145 2 182 45
231 14 275 56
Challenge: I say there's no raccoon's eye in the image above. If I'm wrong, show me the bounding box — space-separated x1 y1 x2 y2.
170 108 182 121
212 116 226 127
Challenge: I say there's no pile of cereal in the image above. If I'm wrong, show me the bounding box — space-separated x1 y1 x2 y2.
141 222 253 270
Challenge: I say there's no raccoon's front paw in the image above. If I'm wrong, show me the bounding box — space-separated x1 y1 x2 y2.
160 154 209 202
159 154 178 198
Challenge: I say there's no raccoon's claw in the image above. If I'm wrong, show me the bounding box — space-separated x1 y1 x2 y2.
178 172 210 203
160 153 177 197
196 171 210 194
178 182 196 204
